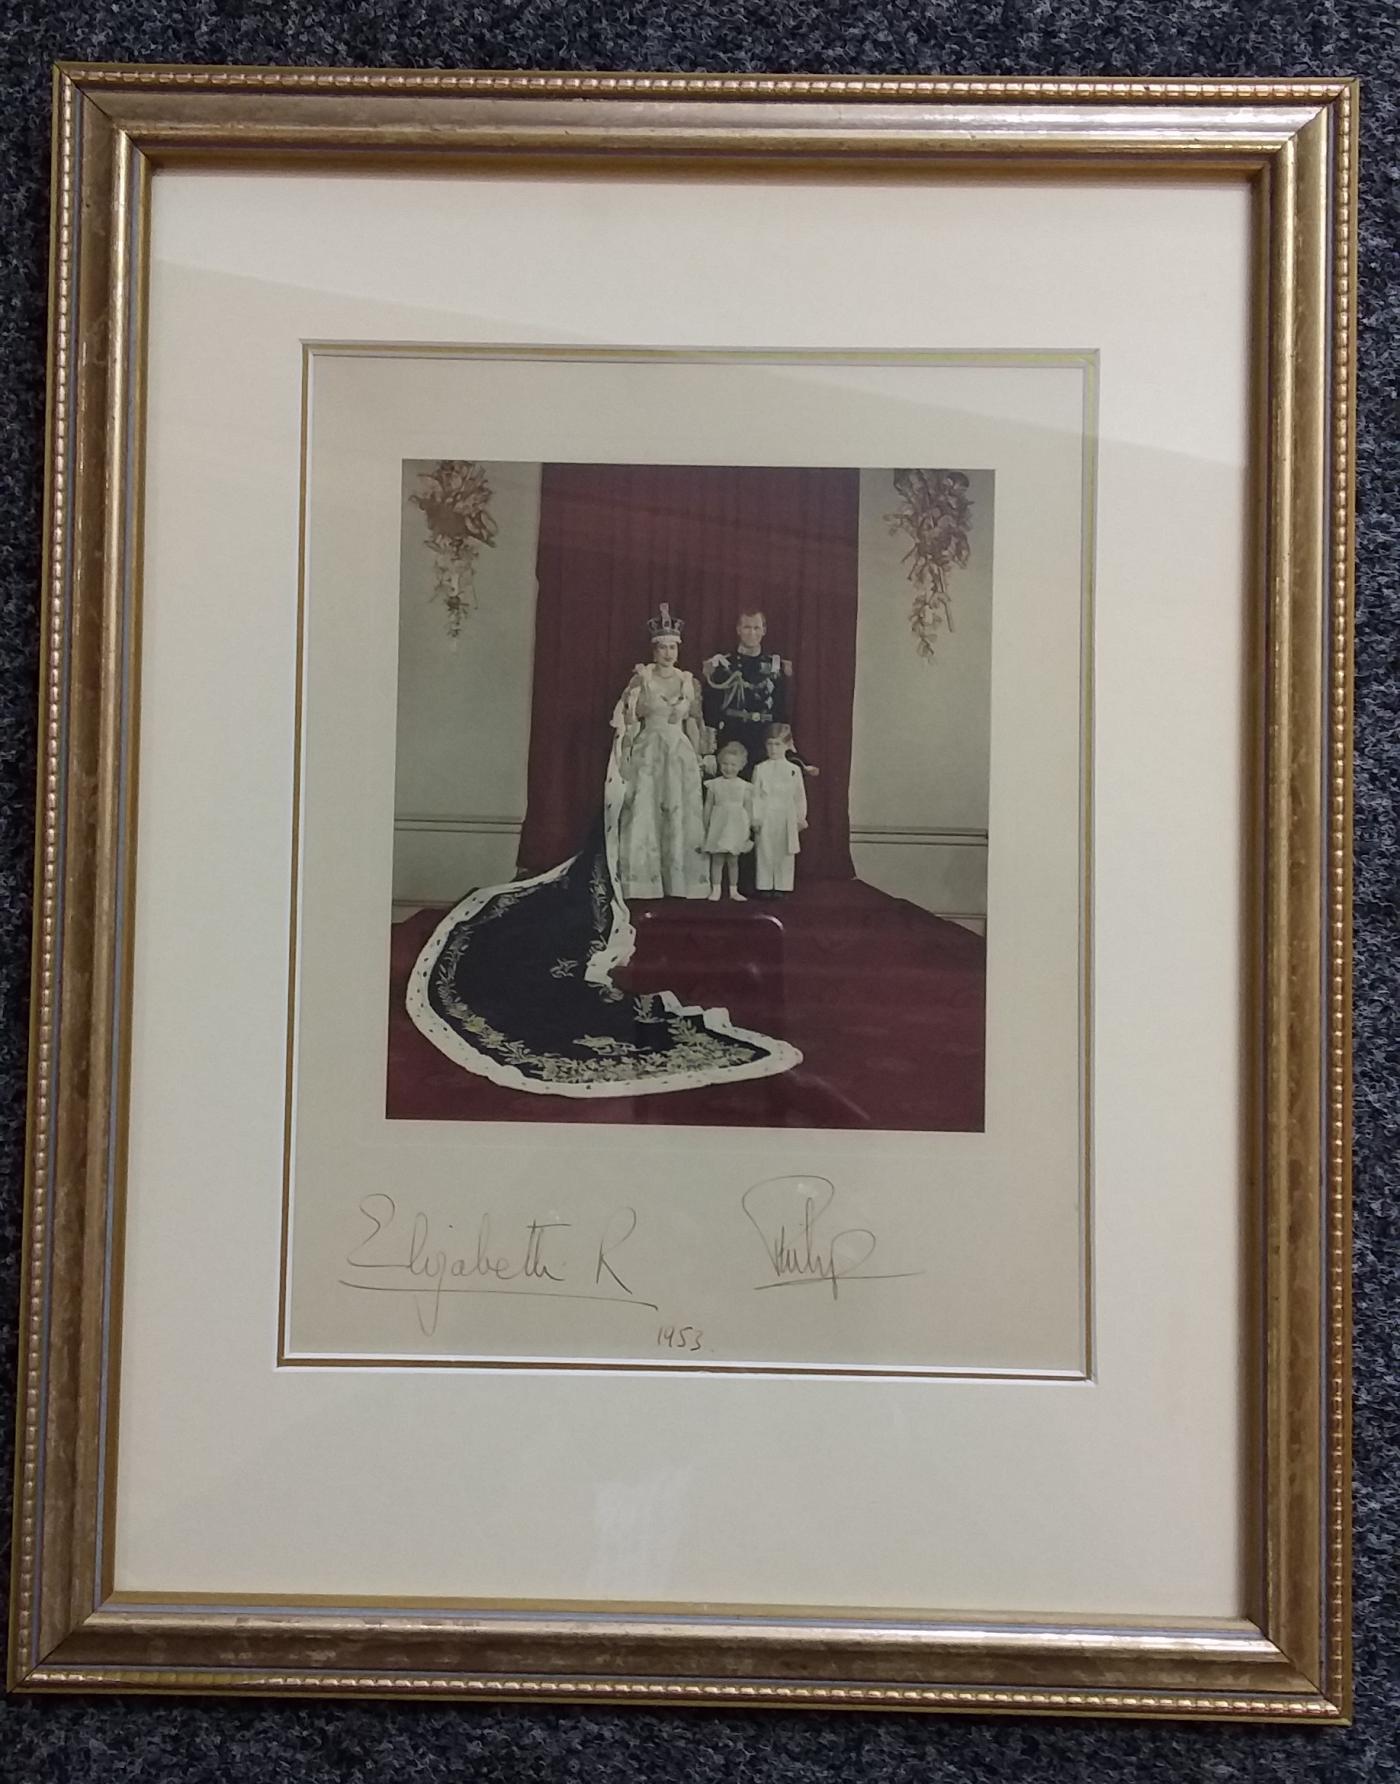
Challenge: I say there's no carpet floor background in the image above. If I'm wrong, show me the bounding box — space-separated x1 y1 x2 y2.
0 3 1396 1780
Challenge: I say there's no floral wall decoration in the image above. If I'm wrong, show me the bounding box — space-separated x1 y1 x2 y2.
410 460 498 639
886 470 974 660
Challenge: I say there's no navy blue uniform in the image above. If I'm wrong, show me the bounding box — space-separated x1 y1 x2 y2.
701 649 792 770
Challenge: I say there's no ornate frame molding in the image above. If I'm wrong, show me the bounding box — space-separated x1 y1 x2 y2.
9 66 1355 1719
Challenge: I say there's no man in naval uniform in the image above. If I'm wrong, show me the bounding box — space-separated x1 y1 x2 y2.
700 610 818 778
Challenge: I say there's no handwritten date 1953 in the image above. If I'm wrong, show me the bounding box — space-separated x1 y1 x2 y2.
656 1323 704 1352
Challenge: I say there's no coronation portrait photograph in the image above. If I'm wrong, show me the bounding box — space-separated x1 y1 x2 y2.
282 345 1088 1374
389 458 992 1133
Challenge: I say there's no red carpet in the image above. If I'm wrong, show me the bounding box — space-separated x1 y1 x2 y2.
387 880 985 1132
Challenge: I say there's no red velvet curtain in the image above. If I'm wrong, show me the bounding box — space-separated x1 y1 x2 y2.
518 463 859 878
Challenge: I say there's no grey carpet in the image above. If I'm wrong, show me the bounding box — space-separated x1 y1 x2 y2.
1 3 1396 1779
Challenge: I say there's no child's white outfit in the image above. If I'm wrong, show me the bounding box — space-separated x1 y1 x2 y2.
702 775 753 856
751 757 808 891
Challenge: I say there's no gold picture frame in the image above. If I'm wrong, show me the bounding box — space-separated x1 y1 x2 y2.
9 64 1354 1718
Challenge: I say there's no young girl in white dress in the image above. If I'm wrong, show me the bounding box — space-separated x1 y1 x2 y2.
702 741 754 901
751 723 809 894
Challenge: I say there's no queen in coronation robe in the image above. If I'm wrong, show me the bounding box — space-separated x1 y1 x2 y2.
403 601 799 1097
608 604 711 901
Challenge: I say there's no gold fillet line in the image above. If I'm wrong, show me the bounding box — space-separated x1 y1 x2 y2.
304 344 1098 365
1263 129 1296 1652
90 1597 1277 1639
278 1355 1086 1381
275 344 312 1367
59 66 1352 104
1079 352 1099 1379
89 116 134 1621
12 71 77 1679
95 127 152 1610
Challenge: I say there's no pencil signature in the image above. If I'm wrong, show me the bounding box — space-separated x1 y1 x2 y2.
740 1176 922 1299
341 1193 655 1335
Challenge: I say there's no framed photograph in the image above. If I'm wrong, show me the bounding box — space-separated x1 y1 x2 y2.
10 65 1354 1718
